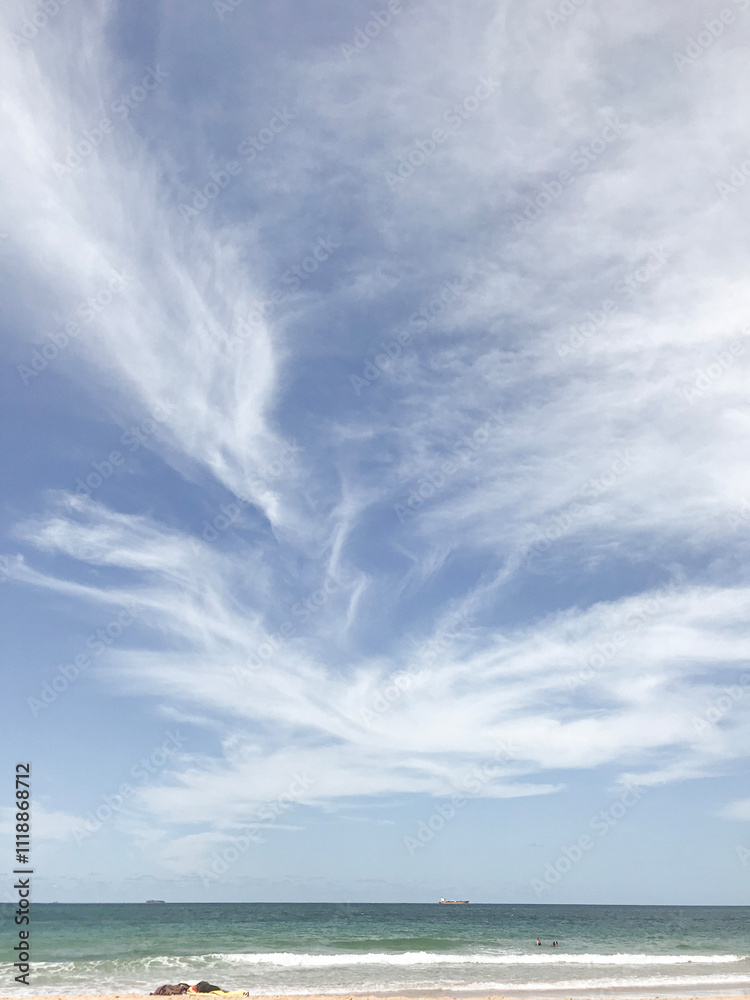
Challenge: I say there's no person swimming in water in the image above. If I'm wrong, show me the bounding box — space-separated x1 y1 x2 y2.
536 938 541 946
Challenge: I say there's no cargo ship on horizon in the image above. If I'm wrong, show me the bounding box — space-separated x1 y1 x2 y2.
438 897 469 904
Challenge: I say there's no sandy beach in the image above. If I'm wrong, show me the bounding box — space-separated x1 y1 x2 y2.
6 994 750 1000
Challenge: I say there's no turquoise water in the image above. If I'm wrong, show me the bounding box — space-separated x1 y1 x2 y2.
1 903 749 997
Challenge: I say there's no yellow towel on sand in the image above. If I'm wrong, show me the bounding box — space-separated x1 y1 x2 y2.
186 990 248 997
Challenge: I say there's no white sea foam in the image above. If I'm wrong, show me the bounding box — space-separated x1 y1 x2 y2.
6 951 749 997
166 951 749 967
6 951 747 976
432 973 750 993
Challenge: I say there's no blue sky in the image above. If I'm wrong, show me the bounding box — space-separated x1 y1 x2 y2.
2 0 750 904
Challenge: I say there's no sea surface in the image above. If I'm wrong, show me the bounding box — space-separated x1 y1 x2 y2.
1 903 749 998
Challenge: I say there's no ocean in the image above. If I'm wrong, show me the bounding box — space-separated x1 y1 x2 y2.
2 903 749 997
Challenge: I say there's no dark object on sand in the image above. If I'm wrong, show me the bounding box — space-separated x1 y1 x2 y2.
152 985 189 995
194 983 226 993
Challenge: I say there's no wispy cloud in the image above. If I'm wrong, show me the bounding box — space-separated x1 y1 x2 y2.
1 1 292 526
7 494 750 861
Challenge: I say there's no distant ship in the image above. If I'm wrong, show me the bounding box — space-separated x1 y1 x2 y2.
145 899 166 903
439 897 469 904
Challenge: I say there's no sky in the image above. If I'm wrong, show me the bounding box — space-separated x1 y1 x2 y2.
1 0 750 905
